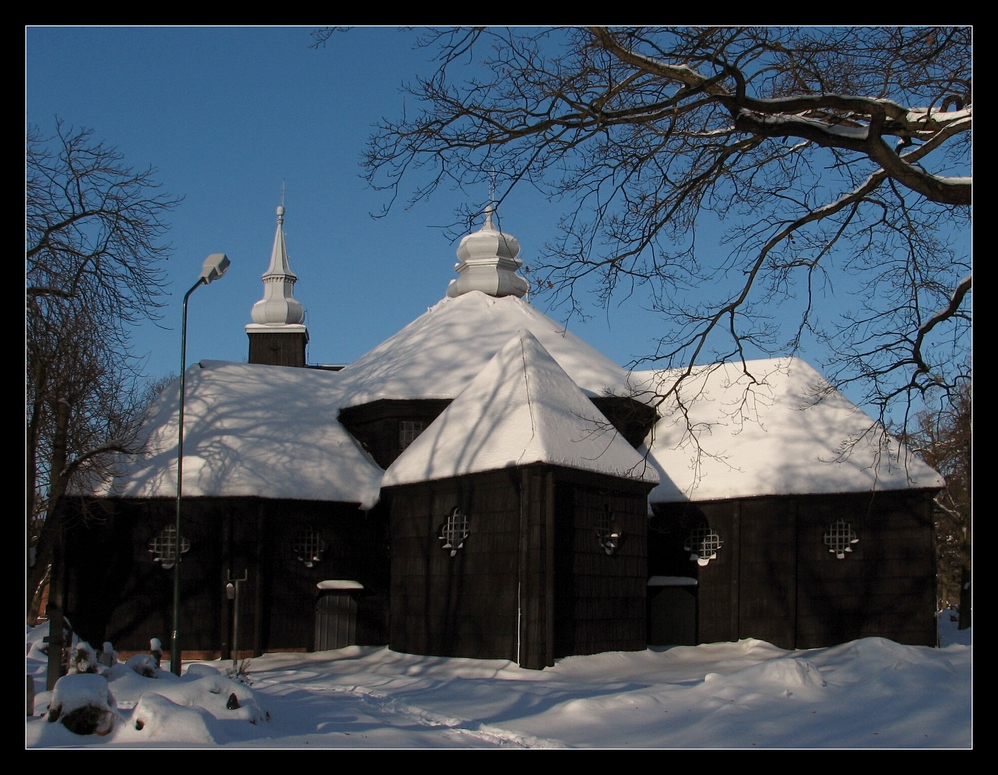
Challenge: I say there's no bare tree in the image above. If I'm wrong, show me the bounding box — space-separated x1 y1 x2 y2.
26 120 180 623
325 27 971 427
903 377 971 613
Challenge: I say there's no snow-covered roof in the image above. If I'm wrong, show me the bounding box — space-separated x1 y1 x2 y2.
100 360 383 508
637 358 944 503
97 325 939 510
383 331 659 487
95 352 943 508
336 291 632 408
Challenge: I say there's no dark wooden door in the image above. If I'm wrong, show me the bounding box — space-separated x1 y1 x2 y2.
315 593 357 651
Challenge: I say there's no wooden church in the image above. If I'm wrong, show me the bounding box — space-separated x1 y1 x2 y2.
61 204 944 669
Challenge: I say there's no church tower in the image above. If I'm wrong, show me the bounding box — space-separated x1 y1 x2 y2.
246 204 309 367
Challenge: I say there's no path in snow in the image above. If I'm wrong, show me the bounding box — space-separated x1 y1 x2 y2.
246 671 569 749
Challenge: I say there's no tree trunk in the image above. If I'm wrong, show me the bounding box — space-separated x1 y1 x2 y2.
44 398 71 689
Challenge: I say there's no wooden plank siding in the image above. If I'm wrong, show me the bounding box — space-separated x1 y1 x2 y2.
247 330 307 368
62 497 390 659
62 485 935 664
518 467 555 670
553 473 650 659
794 492 936 648
389 470 523 662
649 491 937 649
388 466 653 668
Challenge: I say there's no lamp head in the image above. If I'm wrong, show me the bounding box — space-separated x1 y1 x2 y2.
200 253 231 284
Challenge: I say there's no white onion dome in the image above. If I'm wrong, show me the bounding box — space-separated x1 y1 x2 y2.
447 205 529 299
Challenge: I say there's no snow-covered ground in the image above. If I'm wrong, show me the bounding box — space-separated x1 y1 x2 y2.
26 613 971 749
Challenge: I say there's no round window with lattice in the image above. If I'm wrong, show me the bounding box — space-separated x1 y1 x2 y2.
148 525 190 570
684 522 723 567
824 519 859 559
293 526 326 567
439 508 470 557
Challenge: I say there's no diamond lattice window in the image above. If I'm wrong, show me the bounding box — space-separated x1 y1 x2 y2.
824 519 860 559
148 525 190 570
685 522 723 567
439 508 470 557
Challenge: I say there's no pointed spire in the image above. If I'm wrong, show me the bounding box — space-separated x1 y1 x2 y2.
246 202 309 367
446 205 529 299
250 204 305 326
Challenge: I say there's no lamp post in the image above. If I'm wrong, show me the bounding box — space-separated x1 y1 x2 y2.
171 253 230 676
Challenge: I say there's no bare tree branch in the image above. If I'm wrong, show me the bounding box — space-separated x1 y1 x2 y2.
25 119 179 623
344 26 970 433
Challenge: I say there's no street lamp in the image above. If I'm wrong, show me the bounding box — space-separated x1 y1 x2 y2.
171 253 230 676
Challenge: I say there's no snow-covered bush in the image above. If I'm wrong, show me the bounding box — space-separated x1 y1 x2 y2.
125 653 159 678
69 641 99 675
47 673 120 736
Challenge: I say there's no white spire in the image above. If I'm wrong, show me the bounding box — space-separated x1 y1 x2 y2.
250 204 305 326
446 205 529 299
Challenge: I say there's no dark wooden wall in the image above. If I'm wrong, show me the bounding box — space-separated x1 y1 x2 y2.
63 497 390 658
247 330 308 368
257 500 390 652
389 470 522 662
553 474 649 658
649 491 937 649
794 492 936 648
63 499 179 653
338 399 451 469
388 467 652 669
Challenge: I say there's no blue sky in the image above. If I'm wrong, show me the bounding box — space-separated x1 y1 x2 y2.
28 27 665 379
26 26 969 418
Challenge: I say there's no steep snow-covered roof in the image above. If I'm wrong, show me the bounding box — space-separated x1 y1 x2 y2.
99 360 383 508
335 291 631 408
383 331 659 487
637 358 943 503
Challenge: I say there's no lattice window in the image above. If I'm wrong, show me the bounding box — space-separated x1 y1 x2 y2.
824 519 859 559
595 504 624 555
684 522 723 567
148 525 190 570
439 508 470 557
399 420 426 451
293 525 326 567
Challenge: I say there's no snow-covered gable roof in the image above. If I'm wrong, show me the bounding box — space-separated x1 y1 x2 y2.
637 358 943 503
99 360 383 508
336 291 631 408
383 330 659 487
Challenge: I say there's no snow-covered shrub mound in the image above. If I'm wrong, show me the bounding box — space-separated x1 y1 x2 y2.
185 663 222 678
124 653 159 678
47 673 120 736
69 641 100 674
129 692 218 744
149 673 269 725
